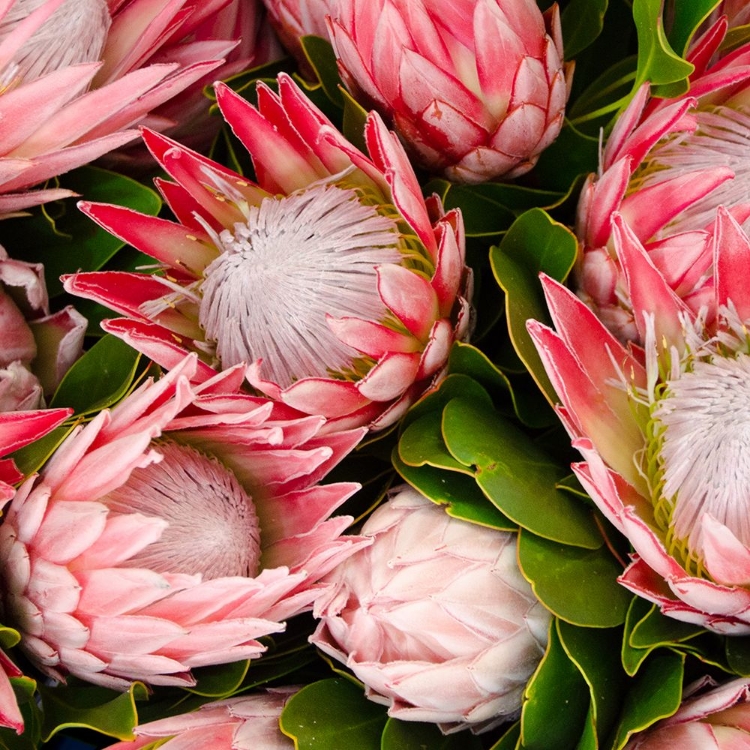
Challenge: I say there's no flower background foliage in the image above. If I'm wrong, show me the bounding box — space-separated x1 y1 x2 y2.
0 0 749 749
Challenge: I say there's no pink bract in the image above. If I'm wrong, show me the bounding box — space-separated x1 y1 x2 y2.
0 354 368 689
64 73 472 432
576 16 750 342
529 207 750 634
328 0 572 183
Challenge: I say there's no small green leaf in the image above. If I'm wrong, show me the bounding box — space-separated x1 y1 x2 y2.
666 0 721 54
300 35 344 107
518 530 632 628
185 660 250 698
520 621 590 750
381 718 482 749
39 681 148 742
561 0 608 58
442 398 600 548
280 678 387 750
447 343 511 396
0 626 20 650
608 650 684 750
50 334 141 414
490 209 578 405
399 411 472 473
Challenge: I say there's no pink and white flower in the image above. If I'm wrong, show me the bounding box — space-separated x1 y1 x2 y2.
0 354 368 689
64 73 472 432
529 207 750 634
311 486 550 734
576 16 750 342
328 0 572 183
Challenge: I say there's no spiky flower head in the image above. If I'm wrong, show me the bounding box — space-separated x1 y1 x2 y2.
529 208 750 634
0 355 368 688
576 17 750 343
65 73 472 432
311 486 550 734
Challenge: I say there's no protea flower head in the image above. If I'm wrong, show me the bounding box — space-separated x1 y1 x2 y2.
327 0 572 183
106 689 297 749
624 677 750 749
64 73 472 432
0 0 264 213
576 16 750 343
528 207 750 634
0 354 368 689
310 486 551 734
0 247 86 411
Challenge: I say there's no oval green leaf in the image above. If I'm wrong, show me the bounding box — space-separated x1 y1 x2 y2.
381 718 482 749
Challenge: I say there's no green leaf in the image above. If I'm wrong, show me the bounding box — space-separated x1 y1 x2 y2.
632 0 694 98
184 660 250 698
666 0 721 55
490 721 520 750
11 423 75 478
341 88 369 155
726 636 750 677
280 679 387 750
0 166 161 297
608 650 684 750
561 0 608 58
442 398 600 548
50 334 141 414
520 621 589 750
300 35 344 107
0 626 20 651
489 209 578 405
381 718 482 749
447 343 511 396
518 530 632 628
400 411 474 474
39 681 148 742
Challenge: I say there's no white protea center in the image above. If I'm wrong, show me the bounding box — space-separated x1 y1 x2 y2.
630 105 750 236
199 182 403 387
0 0 111 87
101 439 262 579
653 353 750 552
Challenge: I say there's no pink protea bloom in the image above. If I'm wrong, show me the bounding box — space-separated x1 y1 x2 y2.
624 677 750 749
0 0 262 213
528 207 750 634
106 689 297 749
64 73 472 432
327 0 572 183
0 354 368 689
0 247 86 411
576 16 750 343
311 486 551 734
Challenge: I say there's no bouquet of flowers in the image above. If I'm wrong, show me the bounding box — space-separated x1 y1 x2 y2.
1 0 750 748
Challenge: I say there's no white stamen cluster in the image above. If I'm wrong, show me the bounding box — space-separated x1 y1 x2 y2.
199 182 403 387
653 354 750 550
101 440 262 580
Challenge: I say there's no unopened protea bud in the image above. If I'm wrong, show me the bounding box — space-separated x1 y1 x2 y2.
311 486 550 734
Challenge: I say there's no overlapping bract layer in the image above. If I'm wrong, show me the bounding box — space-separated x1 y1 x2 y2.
65 73 472 432
311 486 550 734
576 17 750 342
0 355 368 689
529 208 750 634
328 0 571 183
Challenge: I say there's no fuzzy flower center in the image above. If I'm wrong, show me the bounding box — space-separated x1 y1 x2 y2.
0 0 110 88
199 182 403 387
101 440 262 580
653 354 750 552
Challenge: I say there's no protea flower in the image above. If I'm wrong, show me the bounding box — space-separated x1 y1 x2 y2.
106 689 297 749
327 0 571 183
576 15 750 343
0 354 368 689
0 0 267 213
624 677 750 748
528 207 750 634
310 486 551 734
64 73 472 432
0 247 86 411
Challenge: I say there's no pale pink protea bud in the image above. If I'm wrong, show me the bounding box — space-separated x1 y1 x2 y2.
0 247 86 411
625 678 750 748
0 354 368 689
64 73 472 432
106 689 297 749
576 17 750 343
327 0 572 183
0 0 276 213
529 208 750 634
311 486 551 734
